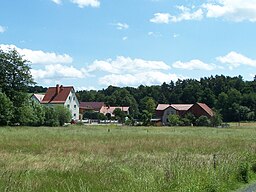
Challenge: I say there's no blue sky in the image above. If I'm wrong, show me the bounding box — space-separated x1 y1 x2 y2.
0 0 256 90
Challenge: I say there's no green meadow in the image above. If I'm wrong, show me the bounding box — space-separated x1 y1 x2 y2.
1 124 256 192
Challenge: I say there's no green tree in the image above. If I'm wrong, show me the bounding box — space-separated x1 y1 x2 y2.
141 110 152 126
139 96 156 115
113 108 126 123
0 92 13 126
0 49 34 103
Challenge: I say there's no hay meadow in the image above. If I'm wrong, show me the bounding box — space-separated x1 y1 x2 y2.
1 124 256 192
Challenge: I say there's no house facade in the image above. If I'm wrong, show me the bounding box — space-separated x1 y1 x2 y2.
41 85 79 120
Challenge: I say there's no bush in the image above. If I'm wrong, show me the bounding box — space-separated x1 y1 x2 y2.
168 114 181 126
44 106 59 127
195 116 211 126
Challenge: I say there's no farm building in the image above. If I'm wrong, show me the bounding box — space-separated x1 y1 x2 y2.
156 103 213 125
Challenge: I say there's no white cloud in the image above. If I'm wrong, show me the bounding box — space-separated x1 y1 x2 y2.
0 25 6 33
0 44 73 65
99 71 184 87
170 7 203 22
51 0 62 5
150 13 171 24
70 0 100 8
173 59 217 70
31 64 87 80
150 7 203 24
217 51 256 69
202 0 256 22
87 56 171 74
113 22 129 30
122 36 128 41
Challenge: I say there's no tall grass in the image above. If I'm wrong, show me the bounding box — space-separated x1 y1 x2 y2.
0 125 256 191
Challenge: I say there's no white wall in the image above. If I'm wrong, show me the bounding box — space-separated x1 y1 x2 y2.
64 90 79 120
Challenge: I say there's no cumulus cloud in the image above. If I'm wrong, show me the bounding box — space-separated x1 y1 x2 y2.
99 71 184 87
150 6 203 24
173 59 217 71
112 22 129 30
170 6 203 22
87 56 171 74
202 0 256 22
0 44 73 65
217 51 256 69
151 0 256 23
70 0 100 8
0 25 6 33
31 64 87 80
150 13 171 24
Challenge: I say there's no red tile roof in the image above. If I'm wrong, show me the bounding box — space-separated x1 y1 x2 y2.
41 85 74 104
197 103 214 117
79 102 105 111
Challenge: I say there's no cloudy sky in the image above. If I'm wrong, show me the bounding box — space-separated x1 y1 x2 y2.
0 0 256 90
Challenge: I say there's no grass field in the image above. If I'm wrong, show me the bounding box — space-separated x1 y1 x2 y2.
1 125 256 192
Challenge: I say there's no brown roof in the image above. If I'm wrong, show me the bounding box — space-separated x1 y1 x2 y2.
100 106 129 114
171 104 193 111
197 103 214 117
79 102 105 110
41 85 74 104
156 104 170 111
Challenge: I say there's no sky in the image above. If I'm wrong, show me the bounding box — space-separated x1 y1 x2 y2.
0 0 256 90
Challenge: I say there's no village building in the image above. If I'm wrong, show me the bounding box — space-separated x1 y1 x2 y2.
156 103 213 125
186 103 214 118
41 85 79 120
100 106 130 117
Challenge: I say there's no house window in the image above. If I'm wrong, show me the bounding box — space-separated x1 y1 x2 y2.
74 105 76 108
69 96 71 100
67 104 70 108
74 113 76 117
73 97 75 100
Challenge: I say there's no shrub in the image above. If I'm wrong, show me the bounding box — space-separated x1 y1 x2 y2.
251 162 256 173
44 106 59 127
195 116 211 127
168 114 181 126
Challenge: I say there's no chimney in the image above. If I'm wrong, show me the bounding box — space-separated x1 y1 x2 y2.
56 84 60 94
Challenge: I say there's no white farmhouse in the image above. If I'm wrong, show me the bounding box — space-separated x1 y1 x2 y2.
41 85 79 120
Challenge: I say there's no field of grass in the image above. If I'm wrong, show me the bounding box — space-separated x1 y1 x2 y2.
1 125 256 192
